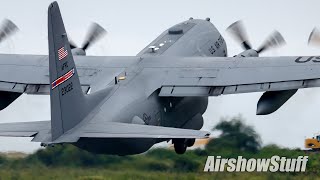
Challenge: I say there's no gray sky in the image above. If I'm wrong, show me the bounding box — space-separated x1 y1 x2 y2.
0 0 320 153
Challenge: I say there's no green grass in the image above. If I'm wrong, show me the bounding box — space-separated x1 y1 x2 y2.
0 145 316 179
0 147 317 180
0 167 319 180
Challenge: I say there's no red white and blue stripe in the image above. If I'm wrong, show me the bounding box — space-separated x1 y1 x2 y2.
51 68 74 89
58 46 68 61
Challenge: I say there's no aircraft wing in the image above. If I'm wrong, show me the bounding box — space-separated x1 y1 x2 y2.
79 122 210 139
0 54 138 94
138 56 320 96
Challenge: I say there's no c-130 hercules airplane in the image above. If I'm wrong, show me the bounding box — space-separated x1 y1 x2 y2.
0 1 320 155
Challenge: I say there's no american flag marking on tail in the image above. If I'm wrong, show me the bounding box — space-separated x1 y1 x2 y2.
52 68 74 89
58 46 68 61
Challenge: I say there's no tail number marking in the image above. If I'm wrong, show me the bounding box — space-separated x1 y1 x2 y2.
61 82 73 96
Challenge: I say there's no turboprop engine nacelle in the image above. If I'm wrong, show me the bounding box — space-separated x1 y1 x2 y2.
256 89 297 115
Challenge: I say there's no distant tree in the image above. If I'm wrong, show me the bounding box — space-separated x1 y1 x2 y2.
206 115 261 153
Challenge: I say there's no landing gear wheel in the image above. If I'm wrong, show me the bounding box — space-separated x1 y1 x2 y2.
173 139 187 154
186 139 195 147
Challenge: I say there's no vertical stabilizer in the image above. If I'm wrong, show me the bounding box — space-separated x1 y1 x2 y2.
48 2 86 140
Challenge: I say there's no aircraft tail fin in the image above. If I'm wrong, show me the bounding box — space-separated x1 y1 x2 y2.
48 2 88 140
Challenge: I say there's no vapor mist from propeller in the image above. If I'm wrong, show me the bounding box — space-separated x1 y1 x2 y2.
0 19 19 45
69 22 107 55
226 20 286 54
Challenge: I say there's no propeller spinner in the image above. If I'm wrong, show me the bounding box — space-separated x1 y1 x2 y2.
69 22 107 56
226 20 285 56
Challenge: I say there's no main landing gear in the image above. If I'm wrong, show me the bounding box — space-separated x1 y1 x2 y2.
173 138 195 154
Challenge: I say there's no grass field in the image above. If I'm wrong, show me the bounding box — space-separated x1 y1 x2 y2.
0 146 317 180
0 167 319 180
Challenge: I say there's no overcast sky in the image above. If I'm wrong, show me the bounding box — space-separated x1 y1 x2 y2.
0 0 320 153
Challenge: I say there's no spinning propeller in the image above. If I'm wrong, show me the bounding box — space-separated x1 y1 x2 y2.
308 27 320 47
69 22 107 56
0 19 18 45
227 20 285 55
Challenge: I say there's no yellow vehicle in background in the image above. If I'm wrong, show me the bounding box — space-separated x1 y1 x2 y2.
305 134 320 151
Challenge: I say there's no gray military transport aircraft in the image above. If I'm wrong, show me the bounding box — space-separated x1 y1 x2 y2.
0 1 319 155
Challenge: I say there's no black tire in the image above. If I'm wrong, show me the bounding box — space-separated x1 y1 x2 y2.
186 139 195 147
174 143 187 154
173 139 187 154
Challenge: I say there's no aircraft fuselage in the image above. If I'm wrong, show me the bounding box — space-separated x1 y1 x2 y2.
74 19 227 155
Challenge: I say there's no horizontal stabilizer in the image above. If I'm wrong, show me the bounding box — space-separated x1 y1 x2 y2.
0 121 50 138
0 120 209 143
0 132 37 137
80 122 210 139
